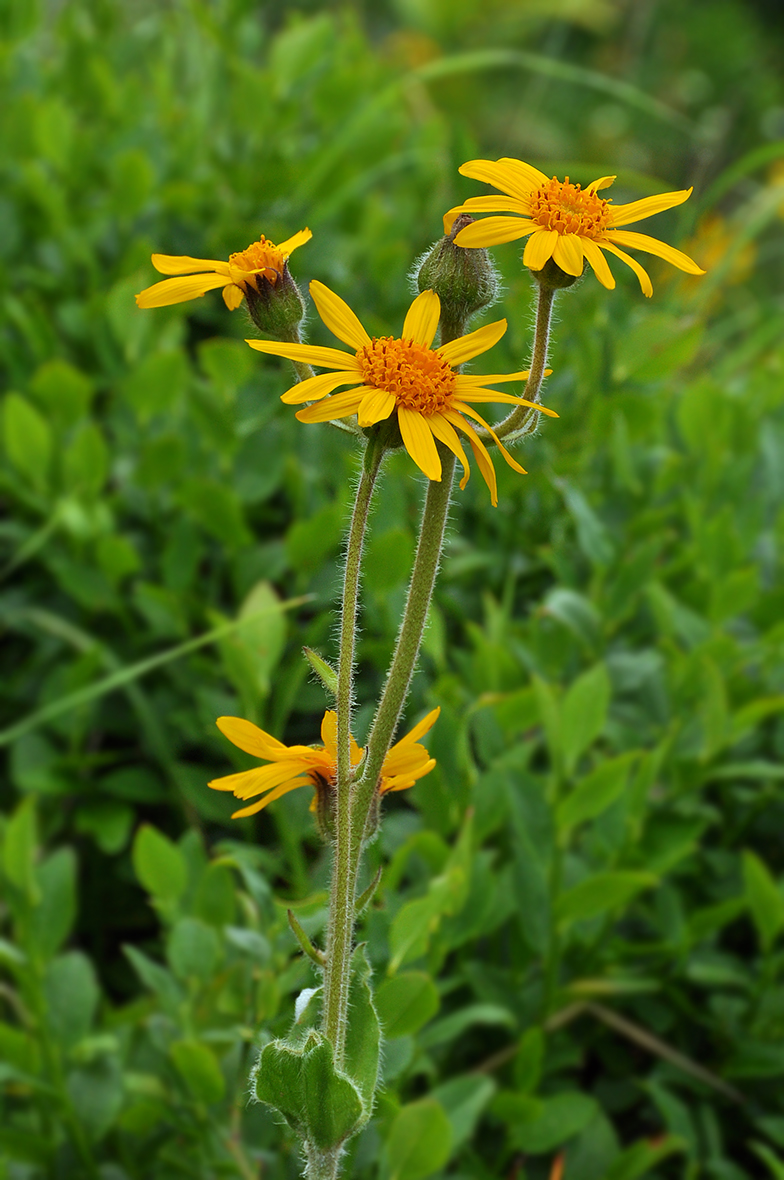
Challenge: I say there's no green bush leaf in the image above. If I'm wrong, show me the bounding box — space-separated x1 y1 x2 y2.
343 951 381 1109
132 824 187 903
374 971 439 1039
3 392 52 493
557 752 637 835
166 917 221 982
743 850 784 953
512 1091 598 1153
170 1040 225 1104
430 1074 496 1151
385 1097 452 1180
44 952 99 1049
561 663 611 776
2 795 40 903
557 871 657 926
29 847 77 959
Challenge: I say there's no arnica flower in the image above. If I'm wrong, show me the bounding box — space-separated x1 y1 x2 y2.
246 281 557 505
135 229 312 310
443 158 705 296
209 707 440 819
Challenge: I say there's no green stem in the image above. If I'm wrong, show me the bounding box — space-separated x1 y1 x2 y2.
493 282 555 444
357 448 456 816
322 437 384 1064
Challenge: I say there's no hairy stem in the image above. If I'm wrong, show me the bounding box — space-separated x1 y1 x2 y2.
492 282 555 444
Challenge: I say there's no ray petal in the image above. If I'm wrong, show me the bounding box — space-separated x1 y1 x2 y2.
396 706 441 745
232 778 309 818
427 413 471 489
599 240 653 297
438 318 507 366
382 759 437 793
586 175 616 194
603 230 705 274
443 195 531 233
609 187 693 227
276 227 313 255
581 237 616 290
223 284 245 310
216 716 288 759
320 710 337 759
280 369 362 405
523 229 559 271
398 408 442 481
552 233 584 277
497 157 550 189
152 254 231 276
459 158 546 199
454 217 537 248
455 403 528 475
246 339 358 371
457 371 530 385
295 388 366 423
135 272 230 308
357 387 396 426
402 290 441 348
444 410 498 505
309 280 372 349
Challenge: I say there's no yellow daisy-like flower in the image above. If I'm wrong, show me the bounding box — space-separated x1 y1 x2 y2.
443 158 705 297
135 229 312 310
209 707 440 819
246 281 557 505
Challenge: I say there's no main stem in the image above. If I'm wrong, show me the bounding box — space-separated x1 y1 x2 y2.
322 437 384 1063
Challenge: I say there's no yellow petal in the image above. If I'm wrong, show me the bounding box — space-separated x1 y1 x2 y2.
457 371 530 386
442 195 530 233
397 706 441 745
552 233 584 277
497 156 550 190
438 318 507 366
357 387 396 426
398 408 442 481
246 339 358 371
603 230 706 275
455 217 537 248
580 238 617 291
445 410 498 506
427 413 471 489
382 759 437 793
321 710 338 759
523 229 559 271
455 404 528 475
216 716 287 759
232 777 309 818
223 283 245 310
309 280 371 350
295 388 366 423
152 254 231 276
135 272 230 308
402 290 441 348
599 240 653 297
280 370 362 405
276 227 313 255
609 187 693 227
456 385 559 416
586 175 616 194
459 157 545 200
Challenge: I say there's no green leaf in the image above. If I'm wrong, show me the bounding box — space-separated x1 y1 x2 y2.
132 824 187 903
44 952 99 1050
514 1027 544 1094
254 1033 364 1149
374 971 440 1039
62 422 108 498
343 950 380 1109
743 850 784 953
2 795 40 903
512 1092 598 1153
167 918 221 982
386 1097 452 1180
122 349 189 422
179 478 253 549
123 944 183 1010
561 663 611 776
198 337 255 402
3 392 52 493
557 753 637 835
194 862 237 927
170 1040 226 1104
430 1074 496 1151
604 1134 685 1180
29 848 77 959
218 580 287 701
67 1056 124 1141
532 675 561 773
418 1003 515 1050
557 871 657 926
30 359 93 425
752 1141 784 1180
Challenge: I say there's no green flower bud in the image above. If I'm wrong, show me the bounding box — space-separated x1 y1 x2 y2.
528 256 581 290
245 262 307 339
414 214 498 332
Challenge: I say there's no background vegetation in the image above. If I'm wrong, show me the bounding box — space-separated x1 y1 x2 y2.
2 1 784 1177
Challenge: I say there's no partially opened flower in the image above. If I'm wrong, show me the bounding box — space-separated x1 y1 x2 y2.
247 281 557 505
209 707 440 819
135 229 312 310
443 158 705 296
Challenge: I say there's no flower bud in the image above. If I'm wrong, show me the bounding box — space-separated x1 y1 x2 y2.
528 257 581 290
415 214 498 328
245 262 307 340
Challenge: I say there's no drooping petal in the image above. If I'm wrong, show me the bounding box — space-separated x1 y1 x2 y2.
309 280 372 350
357 387 396 426
523 229 559 271
438 318 507 366
609 187 693 227
459 158 545 200
427 413 471 489
216 716 288 759
232 777 310 818
280 369 362 405
276 227 313 255
152 254 231 276
454 217 537 248
443 195 531 233
395 706 441 746
456 385 559 416
381 759 437 793
603 230 705 274
599 240 653 297
398 408 442 481
580 238 617 290
586 175 616 194
295 388 367 423
402 290 441 348
445 410 498 505
552 233 584 277
246 339 358 371
455 404 528 475
223 284 246 310
135 272 230 308
320 710 338 760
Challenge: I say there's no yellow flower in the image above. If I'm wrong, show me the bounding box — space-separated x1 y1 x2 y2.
135 229 312 310
443 158 705 297
246 281 557 505
209 707 440 819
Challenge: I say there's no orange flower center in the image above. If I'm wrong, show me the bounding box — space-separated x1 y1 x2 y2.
228 237 285 286
529 177 611 239
356 337 456 415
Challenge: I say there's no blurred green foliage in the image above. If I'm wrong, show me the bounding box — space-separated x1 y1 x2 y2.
2 0 784 1178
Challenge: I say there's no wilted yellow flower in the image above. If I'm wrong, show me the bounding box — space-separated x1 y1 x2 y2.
135 229 312 310
444 158 705 296
209 708 440 819
247 281 557 505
